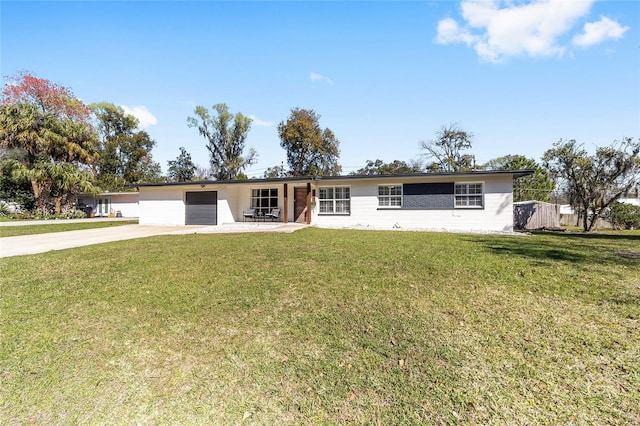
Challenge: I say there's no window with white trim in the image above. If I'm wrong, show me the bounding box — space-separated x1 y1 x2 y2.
455 183 483 207
251 188 278 215
319 186 350 214
378 185 402 207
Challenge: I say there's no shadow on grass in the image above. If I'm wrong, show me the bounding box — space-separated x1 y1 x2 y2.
468 231 640 268
539 230 640 242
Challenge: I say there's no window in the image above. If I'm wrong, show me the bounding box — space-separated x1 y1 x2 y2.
378 185 402 207
251 188 278 215
455 183 483 207
319 186 350 214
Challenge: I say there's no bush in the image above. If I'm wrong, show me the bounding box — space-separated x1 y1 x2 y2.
606 202 640 230
3 209 87 221
64 209 87 219
0 202 10 216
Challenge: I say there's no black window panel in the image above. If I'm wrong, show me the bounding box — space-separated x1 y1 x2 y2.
403 183 454 209
404 183 454 195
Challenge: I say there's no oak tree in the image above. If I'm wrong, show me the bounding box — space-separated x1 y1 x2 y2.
484 155 554 202
352 159 422 175
278 108 341 176
420 123 475 172
92 102 161 190
543 138 640 231
167 147 197 182
187 104 256 180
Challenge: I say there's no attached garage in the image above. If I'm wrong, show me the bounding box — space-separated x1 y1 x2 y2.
185 191 217 225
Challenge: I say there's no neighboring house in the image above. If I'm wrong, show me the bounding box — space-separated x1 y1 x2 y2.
77 192 139 218
618 197 640 207
132 170 533 232
513 200 560 230
559 204 575 215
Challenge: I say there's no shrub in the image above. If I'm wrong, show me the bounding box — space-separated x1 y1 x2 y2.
0 202 10 216
606 202 640 230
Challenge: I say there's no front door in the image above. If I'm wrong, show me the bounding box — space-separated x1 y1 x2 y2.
96 198 112 216
293 187 307 223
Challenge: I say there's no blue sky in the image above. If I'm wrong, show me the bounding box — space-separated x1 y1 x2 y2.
2 1 639 176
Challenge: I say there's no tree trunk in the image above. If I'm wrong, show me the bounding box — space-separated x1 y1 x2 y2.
30 179 41 201
53 196 62 215
582 204 590 232
587 212 596 232
31 178 53 214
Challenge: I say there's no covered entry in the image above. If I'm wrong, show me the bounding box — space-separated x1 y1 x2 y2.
185 191 217 225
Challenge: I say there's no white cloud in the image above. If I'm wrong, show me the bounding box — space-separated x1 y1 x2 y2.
121 105 157 128
248 115 274 127
436 17 479 45
436 0 628 62
310 72 334 85
572 16 629 47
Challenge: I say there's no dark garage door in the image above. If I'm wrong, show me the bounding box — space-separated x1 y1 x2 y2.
185 191 217 225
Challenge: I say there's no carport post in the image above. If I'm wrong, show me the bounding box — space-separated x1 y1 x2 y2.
306 182 311 224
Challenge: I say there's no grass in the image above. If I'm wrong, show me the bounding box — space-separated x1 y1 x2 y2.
1 228 638 424
0 220 138 237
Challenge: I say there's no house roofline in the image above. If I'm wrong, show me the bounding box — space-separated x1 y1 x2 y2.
316 169 535 181
128 175 316 188
78 191 139 196
128 169 535 188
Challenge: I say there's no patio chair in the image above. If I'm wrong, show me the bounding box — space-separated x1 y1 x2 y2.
242 208 256 222
264 208 280 221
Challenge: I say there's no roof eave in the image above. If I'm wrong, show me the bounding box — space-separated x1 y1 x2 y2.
128 169 536 188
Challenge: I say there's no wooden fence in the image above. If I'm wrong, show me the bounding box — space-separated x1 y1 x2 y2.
560 214 611 229
514 202 560 230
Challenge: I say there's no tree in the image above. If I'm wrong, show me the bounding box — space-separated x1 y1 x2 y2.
605 202 640 230
10 160 97 214
187 104 256 180
1 73 99 215
543 138 640 231
352 159 422 175
2 71 92 124
194 165 212 181
0 154 35 211
263 164 286 179
420 123 475 172
92 102 161 190
136 157 164 184
167 147 197 182
484 155 554 202
278 108 341 176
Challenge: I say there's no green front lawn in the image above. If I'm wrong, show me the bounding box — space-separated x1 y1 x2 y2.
1 228 638 424
0 220 138 237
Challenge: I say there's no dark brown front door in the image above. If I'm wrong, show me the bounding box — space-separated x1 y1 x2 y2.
294 187 307 223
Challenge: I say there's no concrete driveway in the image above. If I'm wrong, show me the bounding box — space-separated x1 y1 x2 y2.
0 222 307 258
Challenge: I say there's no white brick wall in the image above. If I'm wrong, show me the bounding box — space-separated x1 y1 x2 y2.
314 176 514 232
138 174 516 232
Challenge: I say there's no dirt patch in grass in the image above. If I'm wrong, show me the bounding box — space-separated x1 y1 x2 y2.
616 250 640 260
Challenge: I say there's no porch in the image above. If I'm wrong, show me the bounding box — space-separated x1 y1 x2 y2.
231 181 315 225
